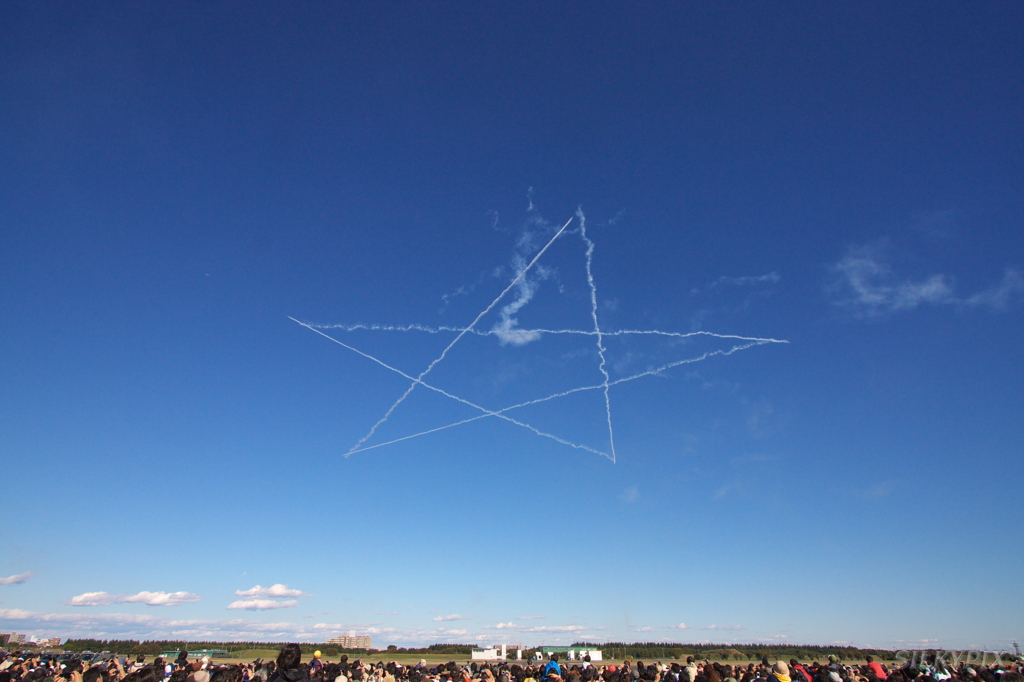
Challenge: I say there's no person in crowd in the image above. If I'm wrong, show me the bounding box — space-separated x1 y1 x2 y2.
268 646 308 682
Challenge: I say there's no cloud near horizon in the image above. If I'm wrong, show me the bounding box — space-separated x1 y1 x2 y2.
68 591 200 607
0 572 33 585
226 599 299 611
234 584 309 598
486 623 592 634
432 614 470 622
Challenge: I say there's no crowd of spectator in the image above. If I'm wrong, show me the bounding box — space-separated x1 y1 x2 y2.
0 645 1019 682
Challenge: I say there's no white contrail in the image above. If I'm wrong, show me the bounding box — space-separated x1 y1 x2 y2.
292 211 787 462
303 321 783 345
347 216 574 455
288 317 612 459
577 207 617 463
344 337 782 455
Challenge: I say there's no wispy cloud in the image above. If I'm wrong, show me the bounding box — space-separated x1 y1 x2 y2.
226 599 299 611
0 572 33 585
489 204 565 346
516 615 547 620
695 272 780 294
0 607 597 646
966 268 1024 308
713 482 742 500
620 485 639 503
68 591 200 607
485 622 592 634
863 481 894 498
828 241 1023 317
432 614 470 622
705 624 744 631
234 584 309 598
0 607 389 643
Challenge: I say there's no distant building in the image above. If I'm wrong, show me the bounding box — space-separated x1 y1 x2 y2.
472 645 510 661
0 634 10 645
537 647 602 662
38 637 62 648
326 633 372 649
6 633 27 645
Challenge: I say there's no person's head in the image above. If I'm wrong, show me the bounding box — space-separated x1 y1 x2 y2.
772 664 789 679
211 667 244 682
551 657 559 664
277 645 302 671
865 659 873 665
137 667 161 682
83 667 106 682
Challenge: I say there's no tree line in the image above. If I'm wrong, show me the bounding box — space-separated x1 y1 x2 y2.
573 643 895 662
59 640 898 662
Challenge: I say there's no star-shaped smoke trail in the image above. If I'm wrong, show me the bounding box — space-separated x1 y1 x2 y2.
291 210 786 463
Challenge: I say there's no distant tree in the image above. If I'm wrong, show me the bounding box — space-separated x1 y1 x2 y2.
133 643 163 656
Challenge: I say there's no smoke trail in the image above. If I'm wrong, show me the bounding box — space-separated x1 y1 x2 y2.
346 216 574 454
303 321 783 345
292 208 788 462
577 207 617 463
289 316 612 459
345 337 783 455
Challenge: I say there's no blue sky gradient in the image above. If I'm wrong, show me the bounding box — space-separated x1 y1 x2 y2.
2 2 1022 651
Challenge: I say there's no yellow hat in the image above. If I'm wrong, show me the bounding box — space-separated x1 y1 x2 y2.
314 651 322 659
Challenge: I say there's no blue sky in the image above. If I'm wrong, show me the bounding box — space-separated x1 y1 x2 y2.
2 2 1022 652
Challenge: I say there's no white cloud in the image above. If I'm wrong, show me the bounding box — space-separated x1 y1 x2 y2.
126 591 201 606
516 615 547 620
432 614 470 622
0 572 33 585
828 242 1022 317
234 584 309 598
705 624 744 631
226 599 299 610
68 591 200 607
669 623 691 630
